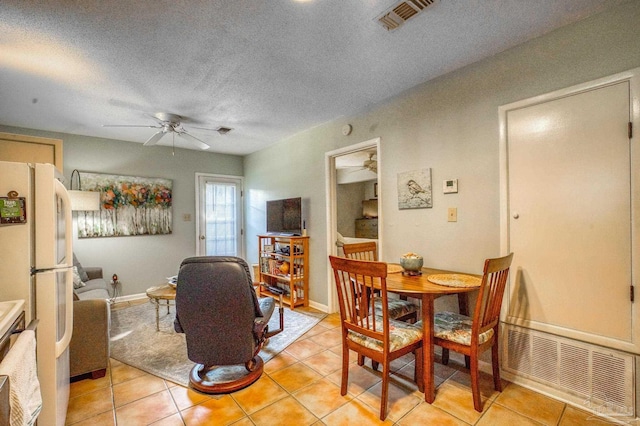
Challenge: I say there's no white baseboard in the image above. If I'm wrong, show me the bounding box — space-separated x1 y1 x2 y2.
109 292 147 304
308 300 329 313
110 293 332 315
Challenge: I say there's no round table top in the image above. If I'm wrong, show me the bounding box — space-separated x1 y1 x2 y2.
384 264 481 297
145 284 176 300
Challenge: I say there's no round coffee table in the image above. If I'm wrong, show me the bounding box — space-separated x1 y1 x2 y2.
146 284 176 331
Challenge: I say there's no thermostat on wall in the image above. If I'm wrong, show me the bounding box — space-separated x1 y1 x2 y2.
443 179 458 194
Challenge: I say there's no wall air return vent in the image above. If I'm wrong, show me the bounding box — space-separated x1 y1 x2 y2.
375 0 438 31
503 324 635 419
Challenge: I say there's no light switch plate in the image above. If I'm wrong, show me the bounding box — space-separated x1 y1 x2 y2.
443 179 458 194
448 207 457 222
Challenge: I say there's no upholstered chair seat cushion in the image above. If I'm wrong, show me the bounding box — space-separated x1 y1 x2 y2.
347 316 423 352
432 312 494 346
373 297 418 320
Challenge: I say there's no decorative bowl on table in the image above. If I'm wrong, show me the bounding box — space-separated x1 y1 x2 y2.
400 252 423 276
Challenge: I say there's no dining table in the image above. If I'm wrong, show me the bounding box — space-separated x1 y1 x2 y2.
384 264 481 404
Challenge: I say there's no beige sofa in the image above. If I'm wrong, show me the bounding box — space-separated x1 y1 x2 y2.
74 265 110 300
70 266 111 379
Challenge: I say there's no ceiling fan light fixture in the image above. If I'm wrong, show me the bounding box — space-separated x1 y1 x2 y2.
154 112 181 123
103 112 227 150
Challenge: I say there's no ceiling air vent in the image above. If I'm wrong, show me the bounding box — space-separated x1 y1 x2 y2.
375 0 438 31
216 126 233 135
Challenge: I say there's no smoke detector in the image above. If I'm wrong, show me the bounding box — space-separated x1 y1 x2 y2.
375 0 438 31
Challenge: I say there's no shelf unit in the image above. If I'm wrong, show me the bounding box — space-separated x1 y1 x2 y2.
257 234 309 309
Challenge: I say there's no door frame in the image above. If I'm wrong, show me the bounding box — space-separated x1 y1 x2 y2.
195 173 244 258
325 137 381 313
499 67 640 352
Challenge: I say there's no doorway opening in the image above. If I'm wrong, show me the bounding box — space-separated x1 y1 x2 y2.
325 137 380 312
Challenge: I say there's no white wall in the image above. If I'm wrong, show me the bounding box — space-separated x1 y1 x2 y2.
244 1 640 308
0 125 244 297
336 181 366 237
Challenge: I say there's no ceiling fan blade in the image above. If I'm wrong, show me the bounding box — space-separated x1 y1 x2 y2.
188 125 233 135
143 131 167 146
188 125 218 131
178 132 210 150
103 124 161 128
345 167 366 173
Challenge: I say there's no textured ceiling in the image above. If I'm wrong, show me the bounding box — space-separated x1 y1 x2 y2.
0 0 626 155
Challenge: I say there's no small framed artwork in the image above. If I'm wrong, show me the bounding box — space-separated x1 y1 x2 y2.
374 182 378 198
397 168 432 209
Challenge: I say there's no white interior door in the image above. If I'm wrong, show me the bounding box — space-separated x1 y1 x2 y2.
505 81 632 344
196 174 243 257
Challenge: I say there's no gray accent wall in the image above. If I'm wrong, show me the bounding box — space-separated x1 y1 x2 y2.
0 125 244 297
243 1 640 308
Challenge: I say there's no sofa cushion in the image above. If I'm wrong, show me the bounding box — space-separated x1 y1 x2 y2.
72 266 86 289
74 278 110 300
76 278 107 293
71 264 110 300
73 253 90 282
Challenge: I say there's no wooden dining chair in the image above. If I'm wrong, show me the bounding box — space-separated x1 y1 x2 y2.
329 255 423 420
341 241 378 261
431 253 514 412
342 242 418 323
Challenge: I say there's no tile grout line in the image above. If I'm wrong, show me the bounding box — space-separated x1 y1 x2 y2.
69 309 595 425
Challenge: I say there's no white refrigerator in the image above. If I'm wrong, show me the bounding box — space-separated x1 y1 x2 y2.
0 161 74 426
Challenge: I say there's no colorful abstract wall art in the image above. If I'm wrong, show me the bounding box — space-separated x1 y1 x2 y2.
76 172 172 238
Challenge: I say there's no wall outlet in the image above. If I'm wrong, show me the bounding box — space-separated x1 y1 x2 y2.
448 207 457 222
183 213 192 222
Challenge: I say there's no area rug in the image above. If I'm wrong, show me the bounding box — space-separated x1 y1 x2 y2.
109 301 326 387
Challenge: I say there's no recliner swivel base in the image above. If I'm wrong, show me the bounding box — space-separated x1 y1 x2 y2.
189 355 265 394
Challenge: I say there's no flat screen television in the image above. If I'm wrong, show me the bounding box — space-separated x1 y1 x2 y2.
266 197 302 235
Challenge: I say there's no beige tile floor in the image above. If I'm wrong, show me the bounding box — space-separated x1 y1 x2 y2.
66 303 615 425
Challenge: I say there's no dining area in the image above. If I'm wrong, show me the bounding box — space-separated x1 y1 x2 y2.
330 242 513 420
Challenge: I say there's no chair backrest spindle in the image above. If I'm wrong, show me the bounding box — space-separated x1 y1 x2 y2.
330 255 389 345
472 253 514 339
342 241 378 261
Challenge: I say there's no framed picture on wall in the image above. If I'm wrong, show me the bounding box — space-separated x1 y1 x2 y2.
76 172 173 238
397 168 432 209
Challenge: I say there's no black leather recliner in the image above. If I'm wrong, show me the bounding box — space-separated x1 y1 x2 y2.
174 256 283 393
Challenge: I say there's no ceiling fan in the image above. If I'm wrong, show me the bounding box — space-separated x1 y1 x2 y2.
103 112 232 150
342 152 377 173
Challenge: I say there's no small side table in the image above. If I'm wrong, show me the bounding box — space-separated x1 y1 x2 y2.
145 284 176 331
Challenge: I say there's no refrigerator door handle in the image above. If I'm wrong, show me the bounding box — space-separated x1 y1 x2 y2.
54 178 73 357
